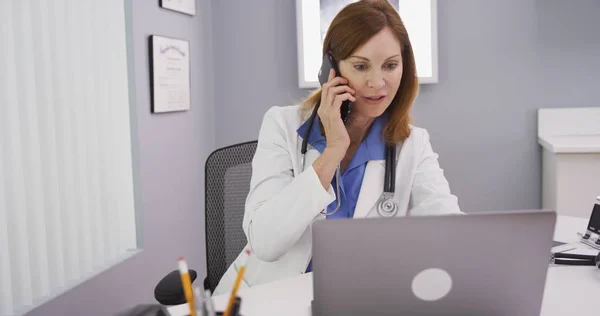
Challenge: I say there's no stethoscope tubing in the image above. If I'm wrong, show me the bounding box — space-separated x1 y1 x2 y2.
300 106 397 217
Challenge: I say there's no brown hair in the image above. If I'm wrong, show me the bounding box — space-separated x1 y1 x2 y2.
299 0 419 144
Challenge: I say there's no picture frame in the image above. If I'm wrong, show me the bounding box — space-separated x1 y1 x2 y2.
148 35 191 113
295 0 438 88
159 0 196 16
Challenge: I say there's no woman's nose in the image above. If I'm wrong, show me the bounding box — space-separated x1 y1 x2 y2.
367 71 385 89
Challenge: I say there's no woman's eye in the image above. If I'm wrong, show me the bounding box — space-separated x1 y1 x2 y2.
354 64 368 71
385 63 398 70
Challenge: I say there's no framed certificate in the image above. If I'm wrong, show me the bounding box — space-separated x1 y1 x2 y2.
149 35 191 113
159 0 196 16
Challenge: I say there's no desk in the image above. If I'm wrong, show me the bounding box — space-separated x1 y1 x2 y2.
169 216 600 316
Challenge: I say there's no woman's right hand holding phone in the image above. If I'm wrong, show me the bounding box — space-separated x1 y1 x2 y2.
313 69 356 190
318 69 356 159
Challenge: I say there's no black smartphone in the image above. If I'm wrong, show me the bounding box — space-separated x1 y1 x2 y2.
318 52 352 123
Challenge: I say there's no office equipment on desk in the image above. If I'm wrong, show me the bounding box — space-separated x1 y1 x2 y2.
550 252 600 268
310 210 557 316
178 258 197 316
162 268 242 316
551 196 600 270
167 250 249 316
171 287 220 316
579 197 600 251
168 295 242 316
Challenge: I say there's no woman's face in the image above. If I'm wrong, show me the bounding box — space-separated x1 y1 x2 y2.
338 27 403 119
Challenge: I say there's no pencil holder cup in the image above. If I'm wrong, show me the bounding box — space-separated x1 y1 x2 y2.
214 296 242 316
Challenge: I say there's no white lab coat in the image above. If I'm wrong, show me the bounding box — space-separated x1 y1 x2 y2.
212 105 461 295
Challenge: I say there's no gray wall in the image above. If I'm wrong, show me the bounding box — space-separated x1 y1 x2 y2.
26 0 215 315
212 0 600 213
22 0 600 314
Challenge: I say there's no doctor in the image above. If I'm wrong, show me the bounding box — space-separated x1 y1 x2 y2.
214 0 461 295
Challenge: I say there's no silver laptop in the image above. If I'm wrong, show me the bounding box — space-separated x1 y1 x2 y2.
311 210 556 316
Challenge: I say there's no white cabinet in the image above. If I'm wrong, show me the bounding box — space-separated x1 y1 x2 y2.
538 107 600 218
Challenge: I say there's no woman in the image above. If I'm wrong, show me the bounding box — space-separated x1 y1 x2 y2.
213 0 461 295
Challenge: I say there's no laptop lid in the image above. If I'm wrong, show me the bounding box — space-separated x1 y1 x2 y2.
311 210 556 316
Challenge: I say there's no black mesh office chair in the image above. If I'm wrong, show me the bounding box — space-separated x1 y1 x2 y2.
153 141 257 305
203 141 258 293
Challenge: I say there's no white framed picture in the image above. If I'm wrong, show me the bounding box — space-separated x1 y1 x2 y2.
149 35 191 113
296 0 438 88
160 0 196 16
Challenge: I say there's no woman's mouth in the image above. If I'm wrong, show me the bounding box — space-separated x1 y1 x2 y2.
362 95 386 104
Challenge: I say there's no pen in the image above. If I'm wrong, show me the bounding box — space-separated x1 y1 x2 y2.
223 249 250 316
204 289 216 316
193 287 205 316
178 257 197 316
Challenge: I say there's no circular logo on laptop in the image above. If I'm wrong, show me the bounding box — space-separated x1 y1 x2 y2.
411 268 452 301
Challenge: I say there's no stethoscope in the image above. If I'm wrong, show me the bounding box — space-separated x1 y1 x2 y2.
300 106 399 217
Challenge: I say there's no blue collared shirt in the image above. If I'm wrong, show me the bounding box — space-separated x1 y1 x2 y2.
298 113 387 272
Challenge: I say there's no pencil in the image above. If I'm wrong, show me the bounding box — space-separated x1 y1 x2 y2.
178 257 197 316
223 249 250 316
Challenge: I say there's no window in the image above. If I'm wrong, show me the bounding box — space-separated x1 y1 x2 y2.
0 1 140 315
296 0 438 87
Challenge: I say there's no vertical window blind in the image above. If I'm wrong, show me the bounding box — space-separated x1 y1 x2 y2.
0 1 138 315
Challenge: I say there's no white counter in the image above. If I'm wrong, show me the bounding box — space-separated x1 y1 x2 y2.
538 107 600 218
538 135 600 153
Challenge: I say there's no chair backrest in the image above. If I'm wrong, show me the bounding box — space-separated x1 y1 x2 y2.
204 141 257 293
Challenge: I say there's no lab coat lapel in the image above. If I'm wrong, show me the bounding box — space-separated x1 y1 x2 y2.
353 160 385 218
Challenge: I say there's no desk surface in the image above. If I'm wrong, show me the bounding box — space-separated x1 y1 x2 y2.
169 216 599 316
